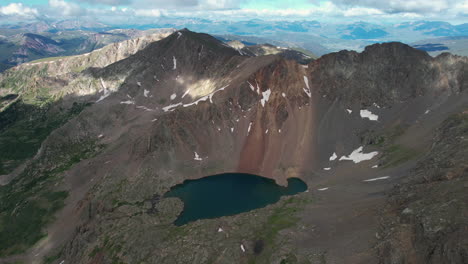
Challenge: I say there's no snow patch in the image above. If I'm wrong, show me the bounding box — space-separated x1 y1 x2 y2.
247 122 252 133
346 109 352 114
265 129 269 134
96 78 110 102
247 81 256 92
318 187 329 191
96 92 110 103
162 103 182 112
194 152 202 161
137 81 141 87
339 146 378 163
151 118 158 122
323 167 331 171
144 89 150 97
231 127 234 132
255 80 262 94
372 165 379 168
424 109 430 114
177 32 182 39
162 85 229 112
120 100 135 105
260 89 271 107
136 106 154 111
173 56 177 70
218 227 223 232
170 93 177 100
282 93 286 98
329 152 338 161
360 109 379 121
186 85 228 106
303 76 310 90
181 89 190 98
240 244 246 253
363 176 390 182
303 76 311 97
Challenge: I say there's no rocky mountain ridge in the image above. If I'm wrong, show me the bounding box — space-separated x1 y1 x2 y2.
0 28 175 73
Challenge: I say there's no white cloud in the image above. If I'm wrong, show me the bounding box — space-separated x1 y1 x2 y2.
343 7 384 16
78 0 131 5
162 2 342 18
0 0 463 23
49 0 85 16
201 0 240 9
130 0 198 9
323 0 464 14
0 3 38 18
455 0 468 13
134 8 163 17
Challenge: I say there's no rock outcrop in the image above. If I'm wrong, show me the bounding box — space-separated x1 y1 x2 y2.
378 112 468 264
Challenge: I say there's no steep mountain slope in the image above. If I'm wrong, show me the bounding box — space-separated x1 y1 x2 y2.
0 29 173 179
378 112 468 264
0 29 467 264
9 33 65 64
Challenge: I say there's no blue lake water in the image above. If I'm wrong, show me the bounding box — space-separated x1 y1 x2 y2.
164 173 307 226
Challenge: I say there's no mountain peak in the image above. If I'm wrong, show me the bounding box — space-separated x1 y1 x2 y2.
129 28 241 63
363 42 427 55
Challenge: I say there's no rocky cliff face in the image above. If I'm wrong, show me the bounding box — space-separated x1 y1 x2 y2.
0 29 467 264
377 112 468 264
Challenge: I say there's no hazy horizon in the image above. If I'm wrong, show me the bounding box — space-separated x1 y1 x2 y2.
0 0 467 25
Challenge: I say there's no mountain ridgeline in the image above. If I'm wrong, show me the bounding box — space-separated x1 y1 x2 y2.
0 29 467 264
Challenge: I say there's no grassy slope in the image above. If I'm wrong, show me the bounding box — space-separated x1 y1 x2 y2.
0 101 90 175
0 137 101 256
0 90 95 256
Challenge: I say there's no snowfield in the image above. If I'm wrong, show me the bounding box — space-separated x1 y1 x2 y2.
360 109 378 121
339 146 378 163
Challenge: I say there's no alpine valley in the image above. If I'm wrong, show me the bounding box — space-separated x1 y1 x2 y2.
0 28 467 264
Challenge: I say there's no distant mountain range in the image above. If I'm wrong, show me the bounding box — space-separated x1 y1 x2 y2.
0 19 466 73
110 19 467 54
0 25 175 72
411 36 468 57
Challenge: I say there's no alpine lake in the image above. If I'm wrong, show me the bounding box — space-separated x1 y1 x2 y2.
164 173 308 226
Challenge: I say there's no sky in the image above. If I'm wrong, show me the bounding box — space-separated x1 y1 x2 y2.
0 0 467 25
